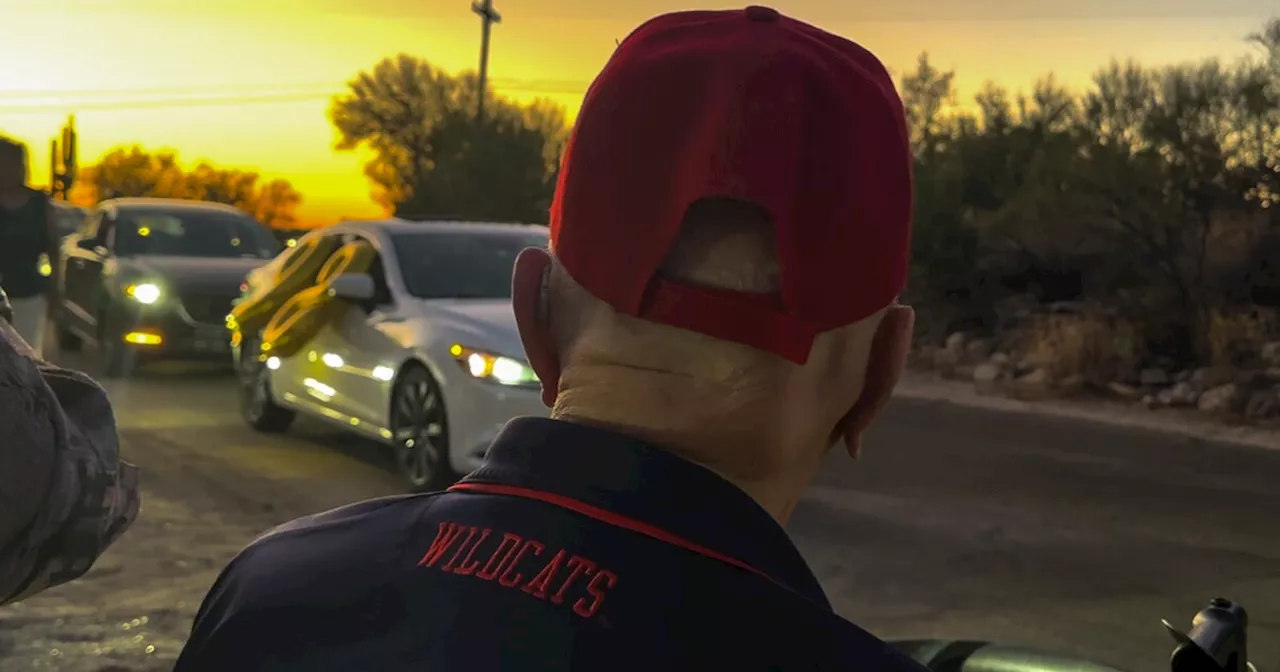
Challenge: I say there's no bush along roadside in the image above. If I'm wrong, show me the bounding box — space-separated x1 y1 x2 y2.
912 324 1280 425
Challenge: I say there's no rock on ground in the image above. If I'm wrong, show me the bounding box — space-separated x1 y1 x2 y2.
1197 384 1241 414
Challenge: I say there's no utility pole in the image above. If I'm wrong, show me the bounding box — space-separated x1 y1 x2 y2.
471 0 501 121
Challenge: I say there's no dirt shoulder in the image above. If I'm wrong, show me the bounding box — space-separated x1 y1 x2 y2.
0 429 297 672
895 370 1280 452
1 370 1275 671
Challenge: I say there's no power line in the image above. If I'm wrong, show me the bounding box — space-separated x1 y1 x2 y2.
1 77 588 102
495 77 589 95
2 1 443 20
0 82 347 100
0 91 334 114
0 79 589 115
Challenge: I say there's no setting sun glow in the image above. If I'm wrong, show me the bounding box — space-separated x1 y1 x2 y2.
1 0 1271 227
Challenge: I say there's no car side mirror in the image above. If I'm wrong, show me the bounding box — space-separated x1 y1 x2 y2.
327 273 376 303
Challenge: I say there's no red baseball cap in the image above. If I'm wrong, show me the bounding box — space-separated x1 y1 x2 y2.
549 6 912 365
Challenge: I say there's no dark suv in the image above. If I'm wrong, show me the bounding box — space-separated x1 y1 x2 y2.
57 198 281 377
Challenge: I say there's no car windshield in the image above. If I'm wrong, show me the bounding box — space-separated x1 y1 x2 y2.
113 209 281 259
390 228 548 300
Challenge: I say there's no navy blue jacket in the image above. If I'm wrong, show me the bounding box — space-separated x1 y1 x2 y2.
175 418 928 671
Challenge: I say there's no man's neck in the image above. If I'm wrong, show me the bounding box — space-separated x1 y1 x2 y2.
550 408 814 525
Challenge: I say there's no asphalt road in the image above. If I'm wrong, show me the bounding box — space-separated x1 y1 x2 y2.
5 355 1280 671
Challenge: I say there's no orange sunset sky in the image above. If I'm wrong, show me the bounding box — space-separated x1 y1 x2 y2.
1 0 1275 227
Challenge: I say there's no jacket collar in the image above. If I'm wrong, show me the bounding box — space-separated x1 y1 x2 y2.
460 417 830 608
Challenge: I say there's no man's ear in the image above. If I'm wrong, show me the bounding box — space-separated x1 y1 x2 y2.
511 248 561 407
836 304 915 459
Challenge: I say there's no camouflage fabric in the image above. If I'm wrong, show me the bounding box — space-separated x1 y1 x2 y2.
0 287 140 605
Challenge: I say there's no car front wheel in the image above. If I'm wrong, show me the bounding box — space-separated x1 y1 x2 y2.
97 332 135 379
56 320 82 352
238 334 295 432
389 364 455 492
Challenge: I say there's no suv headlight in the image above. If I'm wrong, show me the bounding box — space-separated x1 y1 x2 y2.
124 282 162 305
450 344 538 387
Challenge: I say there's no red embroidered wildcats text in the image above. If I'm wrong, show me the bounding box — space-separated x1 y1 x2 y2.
418 521 618 619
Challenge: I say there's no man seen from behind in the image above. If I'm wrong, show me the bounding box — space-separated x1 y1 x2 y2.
176 6 922 671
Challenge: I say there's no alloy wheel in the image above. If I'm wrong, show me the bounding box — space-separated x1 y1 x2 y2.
244 364 270 422
238 336 269 421
391 370 448 489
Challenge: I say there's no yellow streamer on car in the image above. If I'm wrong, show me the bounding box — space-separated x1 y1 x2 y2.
230 234 342 334
256 240 378 358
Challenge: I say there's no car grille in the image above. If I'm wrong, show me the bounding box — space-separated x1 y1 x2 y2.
181 294 238 325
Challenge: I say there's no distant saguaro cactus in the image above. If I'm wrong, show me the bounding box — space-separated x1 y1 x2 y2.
61 117 77 193
48 115 78 200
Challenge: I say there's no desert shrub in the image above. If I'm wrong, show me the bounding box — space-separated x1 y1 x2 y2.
1206 308 1280 367
1018 312 1143 383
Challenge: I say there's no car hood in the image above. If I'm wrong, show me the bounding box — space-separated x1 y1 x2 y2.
118 255 268 291
415 299 526 359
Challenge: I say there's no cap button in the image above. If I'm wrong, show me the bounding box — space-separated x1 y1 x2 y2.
744 5 780 22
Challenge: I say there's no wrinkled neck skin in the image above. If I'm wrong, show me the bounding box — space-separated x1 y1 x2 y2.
552 367 825 526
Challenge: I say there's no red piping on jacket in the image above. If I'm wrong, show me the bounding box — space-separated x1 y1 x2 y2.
446 481 777 585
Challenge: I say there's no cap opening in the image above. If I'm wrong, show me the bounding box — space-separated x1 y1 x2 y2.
635 197 818 364
639 277 818 364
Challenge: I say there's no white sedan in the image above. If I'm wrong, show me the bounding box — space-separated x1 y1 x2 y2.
231 219 549 490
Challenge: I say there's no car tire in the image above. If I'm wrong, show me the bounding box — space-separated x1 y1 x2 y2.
238 334 295 432
98 334 135 379
389 363 455 492
94 307 137 379
56 320 82 352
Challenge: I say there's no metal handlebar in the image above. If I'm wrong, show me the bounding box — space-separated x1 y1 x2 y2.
0 286 12 324
1164 598 1256 672
891 598 1261 672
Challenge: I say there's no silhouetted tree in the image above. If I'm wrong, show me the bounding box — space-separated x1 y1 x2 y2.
328 54 568 223
904 17 1280 362
73 146 302 228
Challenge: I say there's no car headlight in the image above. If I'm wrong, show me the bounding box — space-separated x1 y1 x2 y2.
450 344 538 387
124 282 162 305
